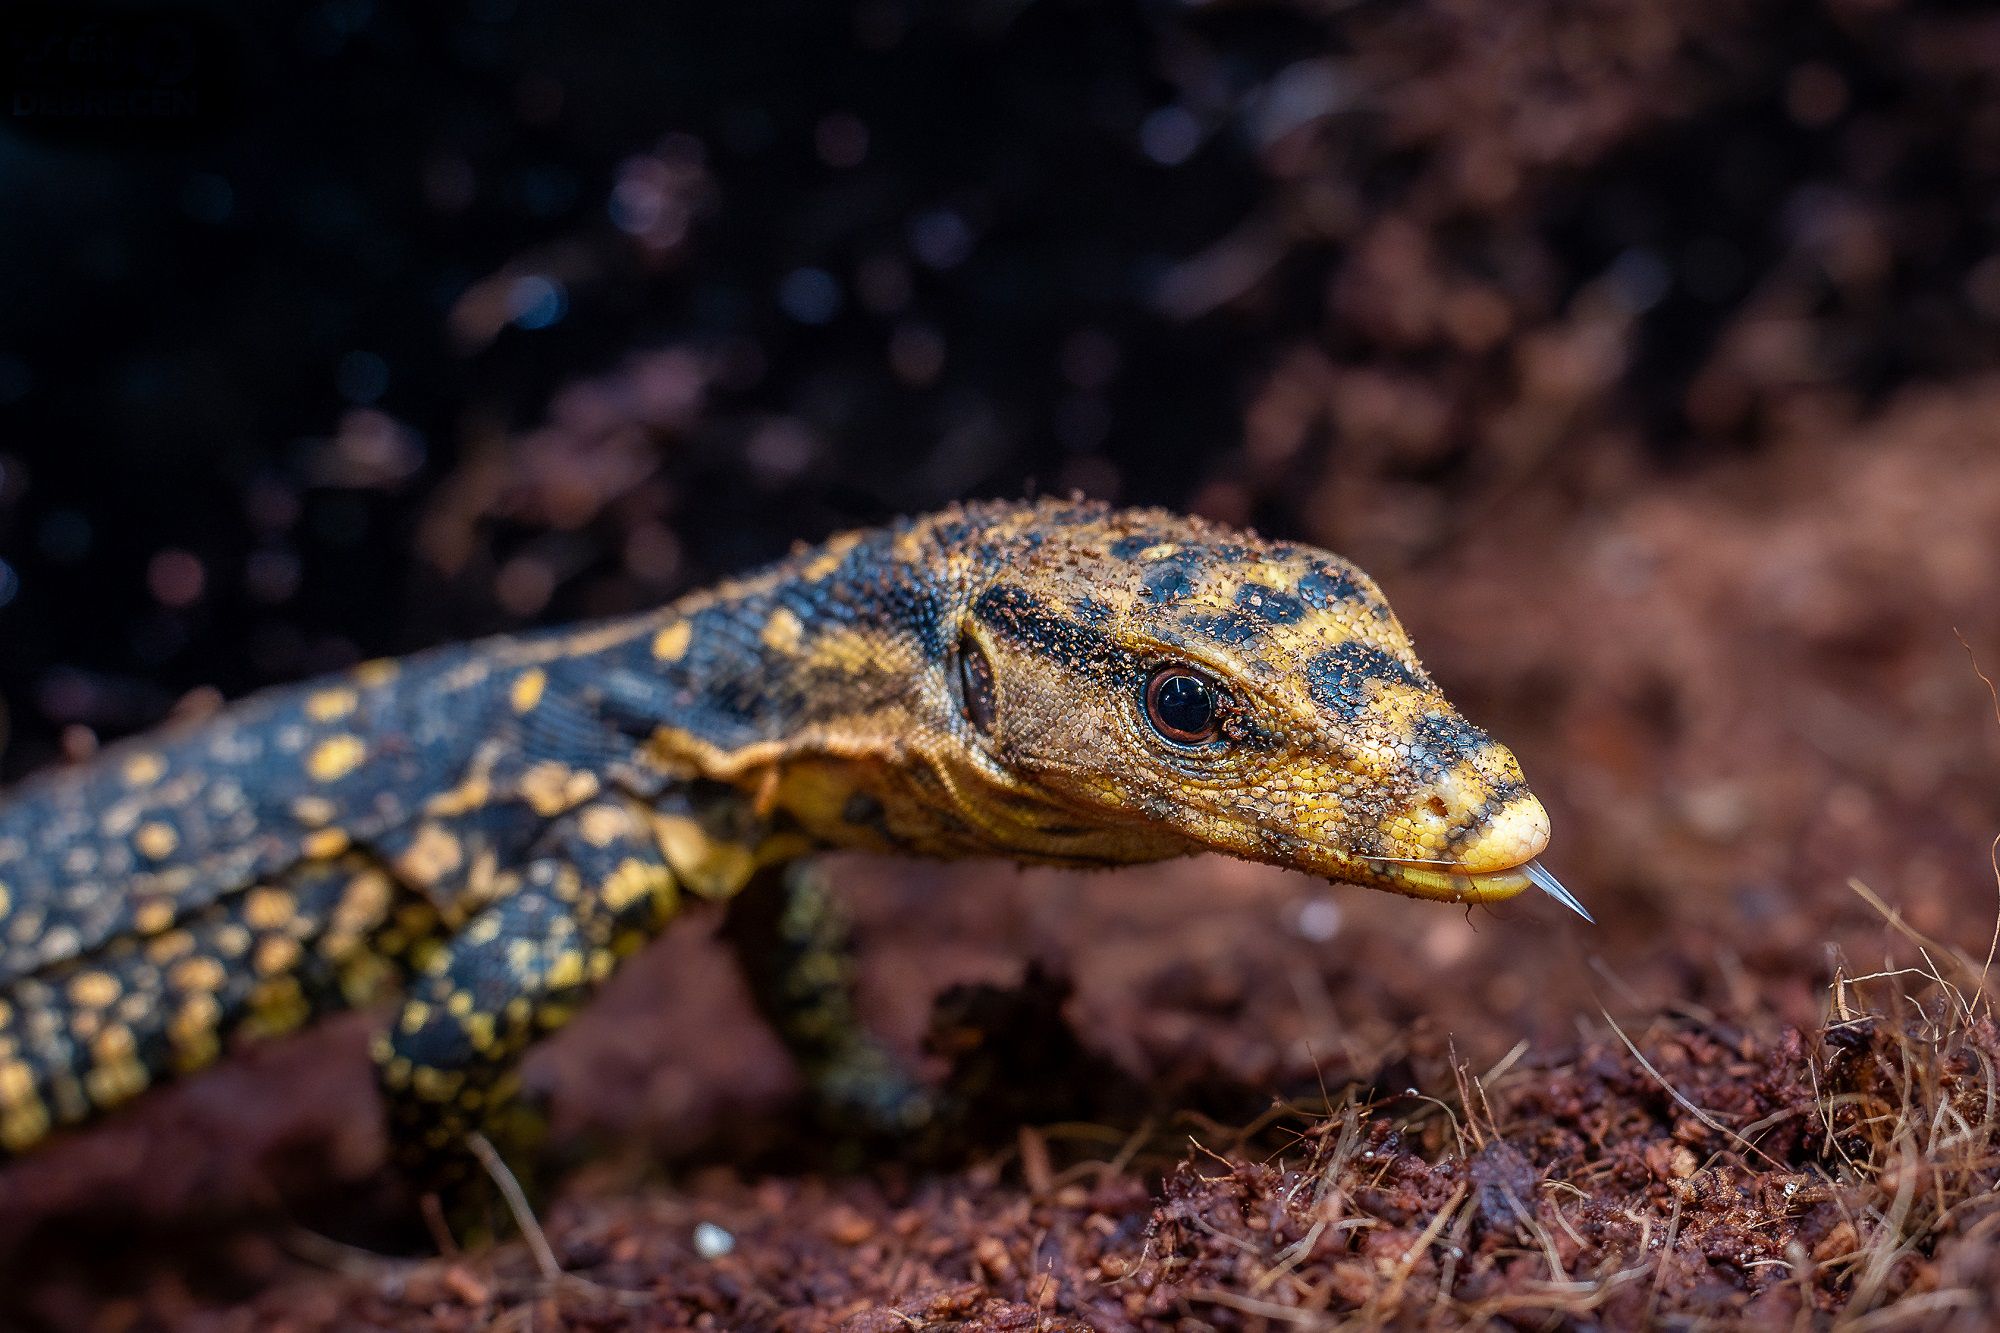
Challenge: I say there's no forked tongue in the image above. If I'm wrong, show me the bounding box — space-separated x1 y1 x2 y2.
1525 860 1593 923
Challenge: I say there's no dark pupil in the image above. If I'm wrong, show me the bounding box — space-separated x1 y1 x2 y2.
958 633 997 734
1154 673 1214 736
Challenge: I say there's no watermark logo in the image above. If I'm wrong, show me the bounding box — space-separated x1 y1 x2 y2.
1 7 240 145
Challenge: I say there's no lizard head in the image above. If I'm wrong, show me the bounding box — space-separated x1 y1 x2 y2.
918 501 1571 912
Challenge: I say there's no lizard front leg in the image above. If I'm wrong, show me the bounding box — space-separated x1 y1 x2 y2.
372 797 676 1217
721 861 938 1140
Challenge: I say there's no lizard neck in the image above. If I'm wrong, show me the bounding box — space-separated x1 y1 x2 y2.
562 508 1147 865
556 519 960 833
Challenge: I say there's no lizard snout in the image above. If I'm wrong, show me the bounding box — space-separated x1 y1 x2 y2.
1449 792 1551 874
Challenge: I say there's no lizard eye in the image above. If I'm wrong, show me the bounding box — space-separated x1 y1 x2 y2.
958 630 997 735
1145 666 1222 745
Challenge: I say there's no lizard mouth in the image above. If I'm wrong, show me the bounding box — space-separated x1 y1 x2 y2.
1335 789 1591 919
1356 855 1592 921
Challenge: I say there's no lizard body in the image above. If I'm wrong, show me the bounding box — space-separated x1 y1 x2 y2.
0 499 1564 1180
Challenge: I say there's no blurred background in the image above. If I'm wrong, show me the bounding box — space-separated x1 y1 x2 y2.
2 0 2000 1321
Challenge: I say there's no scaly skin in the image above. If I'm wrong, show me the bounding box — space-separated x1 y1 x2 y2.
0 499 1560 1189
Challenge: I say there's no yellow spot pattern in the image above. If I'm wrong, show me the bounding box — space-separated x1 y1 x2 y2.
292 795 338 826
68 972 120 1009
601 858 673 917
510 668 547 714
255 935 301 976
577 803 629 848
134 822 179 860
0 1059 35 1105
121 753 166 787
395 824 464 886
305 688 359 722
169 994 222 1072
147 929 196 963
353 658 399 687
426 774 492 818
244 887 297 931
519 763 599 817
169 956 226 993
760 606 804 654
133 899 175 934
307 734 368 783
652 620 692 662
303 827 351 860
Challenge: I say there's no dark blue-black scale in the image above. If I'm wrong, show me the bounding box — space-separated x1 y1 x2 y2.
1407 711 1505 783
1235 583 1305 625
1306 643 1428 721
972 584 1119 678
1297 566 1366 609
1181 611 1263 647
927 518 977 550
778 530 951 663
1072 596 1114 628
614 529 949 754
1411 712 1491 766
1138 550 1203 606
869 571 952 663
1108 533 1161 561
1298 563 1392 621
518 649 651 773
675 598 784 748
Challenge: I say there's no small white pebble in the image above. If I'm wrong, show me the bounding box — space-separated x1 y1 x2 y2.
1295 897 1343 943
693 1221 736 1259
